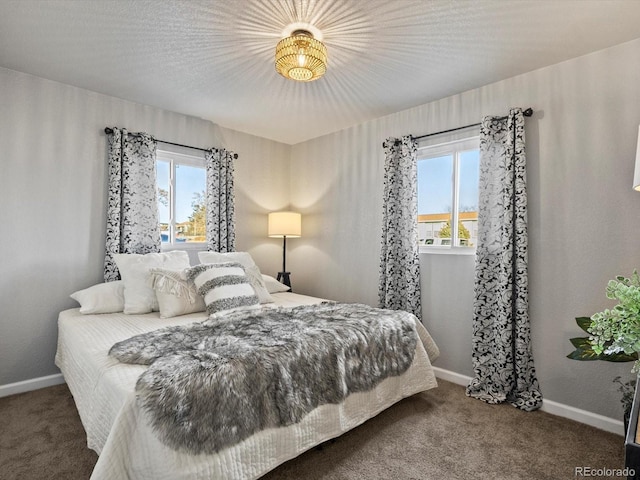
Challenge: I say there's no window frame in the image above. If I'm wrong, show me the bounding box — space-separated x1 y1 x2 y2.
156 149 207 252
417 136 479 255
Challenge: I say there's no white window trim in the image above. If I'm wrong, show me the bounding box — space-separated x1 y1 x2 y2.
417 136 479 255
156 149 207 252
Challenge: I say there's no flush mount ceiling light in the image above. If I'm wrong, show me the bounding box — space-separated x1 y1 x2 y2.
275 29 327 82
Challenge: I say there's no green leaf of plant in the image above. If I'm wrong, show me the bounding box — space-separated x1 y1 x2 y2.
575 317 593 332
567 348 600 361
567 337 637 362
605 351 639 362
572 350 601 361
570 337 592 349
568 338 602 360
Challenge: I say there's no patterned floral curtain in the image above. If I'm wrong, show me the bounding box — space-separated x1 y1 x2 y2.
205 148 236 253
379 136 422 320
466 108 542 411
104 128 160 281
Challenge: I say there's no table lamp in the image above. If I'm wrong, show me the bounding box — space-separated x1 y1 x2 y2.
268 211 301 289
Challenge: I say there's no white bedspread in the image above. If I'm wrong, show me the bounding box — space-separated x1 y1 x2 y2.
55 293 439 480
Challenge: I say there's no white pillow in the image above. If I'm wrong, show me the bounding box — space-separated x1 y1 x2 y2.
198 251 255 266
148 268 206 318
198 251 273 304
70 281 125 314
114 251 190 314
186 262 260 317
261 274 291 294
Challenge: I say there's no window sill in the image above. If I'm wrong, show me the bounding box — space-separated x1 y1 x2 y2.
419 247 476 256
160 243 208 252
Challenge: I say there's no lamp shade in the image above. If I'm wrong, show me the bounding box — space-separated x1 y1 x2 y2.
634 125 640 191
268 212 301 238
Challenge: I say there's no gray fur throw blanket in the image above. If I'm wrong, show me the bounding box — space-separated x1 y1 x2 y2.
109 302 418 454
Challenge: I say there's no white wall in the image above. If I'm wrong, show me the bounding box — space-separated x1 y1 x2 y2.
290 38 640 420
213 123 292 277
0 67 290 386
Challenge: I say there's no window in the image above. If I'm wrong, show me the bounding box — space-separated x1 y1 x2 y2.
417 137 480 251
156 150 207 248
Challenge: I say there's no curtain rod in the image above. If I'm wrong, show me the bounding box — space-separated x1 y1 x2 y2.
103 127 238 159
385 108 533 146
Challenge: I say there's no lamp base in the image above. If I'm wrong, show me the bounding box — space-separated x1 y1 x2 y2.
276 272 291 289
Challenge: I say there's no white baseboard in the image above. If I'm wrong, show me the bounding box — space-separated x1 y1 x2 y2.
432 366 624 436
540 398 624 436
432 366 473 386
0 373 65 398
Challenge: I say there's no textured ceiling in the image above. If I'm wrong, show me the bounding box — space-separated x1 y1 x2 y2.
2 0 640 145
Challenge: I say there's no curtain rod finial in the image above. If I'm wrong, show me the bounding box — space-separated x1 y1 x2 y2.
523 108 533 117
104 127 113 134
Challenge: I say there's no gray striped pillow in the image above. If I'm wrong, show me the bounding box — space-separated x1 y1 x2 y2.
185 262 260 316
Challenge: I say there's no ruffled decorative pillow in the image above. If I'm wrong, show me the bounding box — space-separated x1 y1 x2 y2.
148 268 206 318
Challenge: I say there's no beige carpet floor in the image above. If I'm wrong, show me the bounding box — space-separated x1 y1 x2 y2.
0 379 625 480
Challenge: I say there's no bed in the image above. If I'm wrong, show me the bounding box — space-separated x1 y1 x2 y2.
56 289 439 480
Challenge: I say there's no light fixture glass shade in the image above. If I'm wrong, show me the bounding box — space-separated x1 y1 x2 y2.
634 125 640 191
268 212 302 238
275 30 327 82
